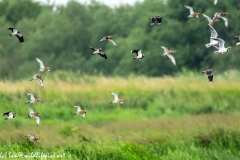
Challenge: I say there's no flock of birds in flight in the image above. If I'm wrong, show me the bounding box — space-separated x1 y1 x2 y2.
1 0 240 143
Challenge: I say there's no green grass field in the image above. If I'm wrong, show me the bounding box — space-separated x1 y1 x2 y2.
1 71 240 160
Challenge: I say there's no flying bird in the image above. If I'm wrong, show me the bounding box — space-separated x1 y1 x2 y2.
202 13 219 26
109 91 124 104
73 106 87 119
161 46 176 65
25 93 41 104
206 25 219 49
210 38 231 54
26 108 39 119
30 75 44 88
27 134 40 143
234 35 240 46
202 69 214 82
36 58 51 72
131 50 145 60
100 36 117 47
150 14 162 25
184 5 200 19
2 111 16 120
90 47 107 59
215 12 228 27
8 27 24 43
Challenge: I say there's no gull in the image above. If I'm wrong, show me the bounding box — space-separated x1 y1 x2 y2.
26 108 39 119
73 106 87 119
206 25 219 49
25 93 41 104
36 58 51 72
214 0 217 5
150 14 162 25
234 35 240 46
30 75 44 88
161 46 176 65
202 13 219 26
202 69 214 82
27 134 40 143
210 38 231 54
100 36 117 47
216 12 228 27
2 111 16 120
8 27 24 43
34 116 40 126
109 91 124 104
131 50 145 60
184 5 200 19
90 47 107 59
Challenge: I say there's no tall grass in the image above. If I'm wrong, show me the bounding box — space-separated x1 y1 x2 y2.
1 71 240 159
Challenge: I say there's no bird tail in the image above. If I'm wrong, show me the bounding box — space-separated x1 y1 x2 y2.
9 34 12 37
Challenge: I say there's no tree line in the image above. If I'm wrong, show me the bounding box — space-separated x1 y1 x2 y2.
0 0 239 79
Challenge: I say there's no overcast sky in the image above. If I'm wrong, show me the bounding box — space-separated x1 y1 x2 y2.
35 0 143 7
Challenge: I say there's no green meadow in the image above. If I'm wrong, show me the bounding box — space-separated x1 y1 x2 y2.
0 71 240 159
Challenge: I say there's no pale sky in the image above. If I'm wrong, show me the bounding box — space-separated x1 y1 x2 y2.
35 0 143 7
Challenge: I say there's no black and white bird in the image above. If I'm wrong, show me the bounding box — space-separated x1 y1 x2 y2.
90 47 107 59
150 14 162 25
100 36 117 47
2 111 16 120
234 35 240 46
210 38 231 54
206 25 219 49
131 50 145 60
202 69 214 82
8 27 24 43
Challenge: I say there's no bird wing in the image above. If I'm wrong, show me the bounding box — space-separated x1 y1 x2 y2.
167 54 176 65
74 106 81 112
8 27 15 32
211 38 225 49
185 5 194 14
108 39 117 46
131 50 139 55
161 46 169 55
16 33 24 43
98 52 107 59
100 36 107 41
110 91 118 101
150 16 156 24
214 0 217 5
90 47 97 51
220 16 228 27
208 75 213 82
82 112 86 119
34 116 40 126
29 108 35 114
38 78 44 88
26 93 35 101
2 111 11 116
156 16 162 24
202 14 212 23
36 58 45 69
208 25 218 38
